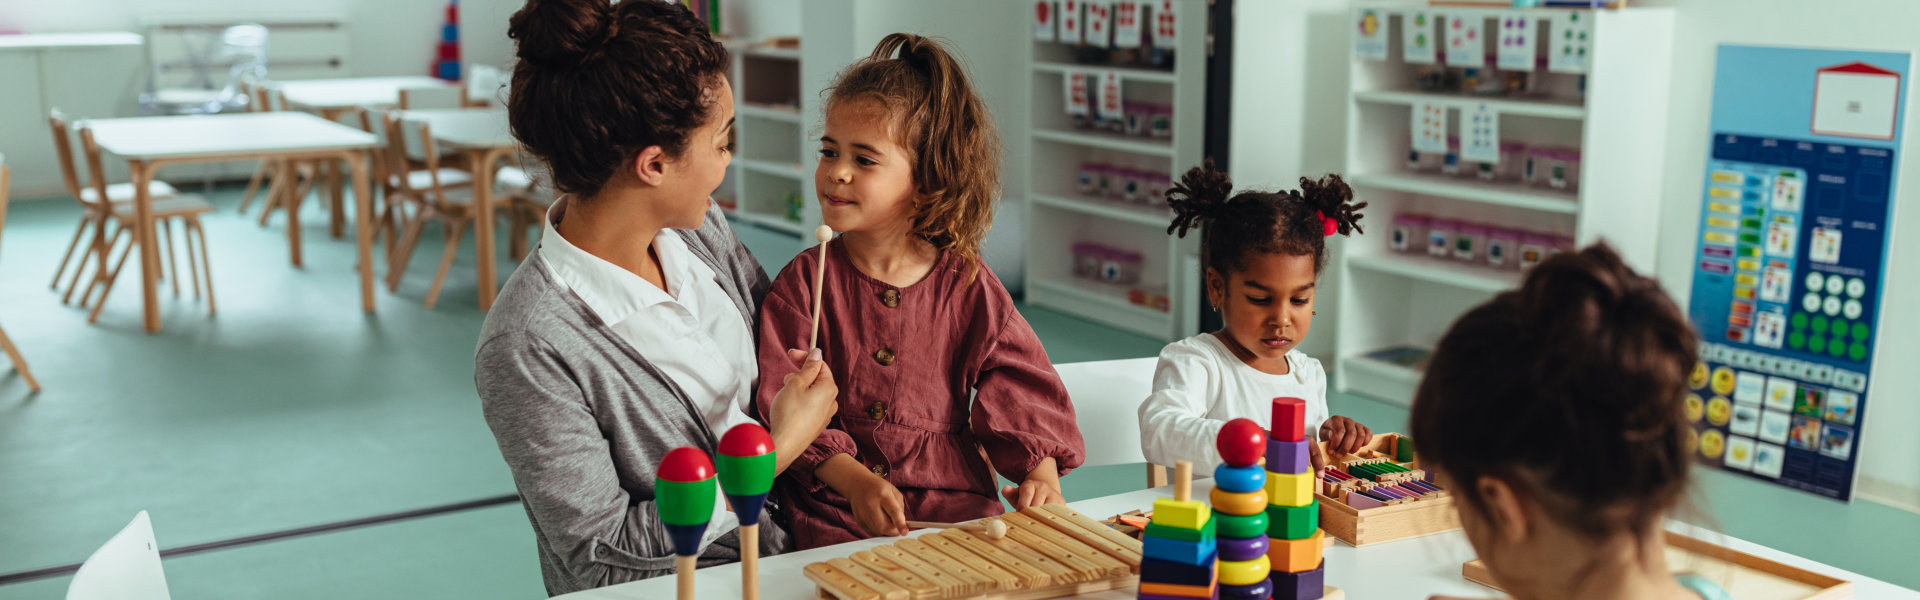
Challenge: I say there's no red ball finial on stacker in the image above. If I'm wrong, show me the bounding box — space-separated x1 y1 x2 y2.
1218 418 1267 467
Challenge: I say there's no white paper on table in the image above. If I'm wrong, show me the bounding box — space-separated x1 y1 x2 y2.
1033 0 1056 42
1151 0 1177 47
1085 0 1114 48
1066 72 1091 116
1403 11 1437 64
1114 0 1143 48
1061 0 1085 45
1461 102 1500 163
1412 102 1448 154
1443 13 1486 67
1354 8 1390 61
1496 12 1536 71
1097 70 1124 122
1548 10 1592 73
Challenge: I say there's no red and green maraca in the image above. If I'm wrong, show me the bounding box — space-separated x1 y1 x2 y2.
717 423 776 600
657 446 717 600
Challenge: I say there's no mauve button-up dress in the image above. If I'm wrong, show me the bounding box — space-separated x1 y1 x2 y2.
754 240 1086 549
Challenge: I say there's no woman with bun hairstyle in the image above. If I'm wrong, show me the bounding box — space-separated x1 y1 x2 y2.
474 0 838 594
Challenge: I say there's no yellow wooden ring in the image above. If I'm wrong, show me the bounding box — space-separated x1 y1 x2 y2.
1209 487 1268 516
1218 556 1272 586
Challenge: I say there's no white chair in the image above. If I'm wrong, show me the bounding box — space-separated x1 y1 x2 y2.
0 154 42 394
1056 357 1163 488
66 511 172 600
397 85 463 110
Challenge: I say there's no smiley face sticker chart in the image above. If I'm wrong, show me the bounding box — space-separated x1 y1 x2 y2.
1684 45 1907 501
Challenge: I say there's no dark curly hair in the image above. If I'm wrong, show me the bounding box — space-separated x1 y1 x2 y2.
505 0 729 198
1165 161 1365 275
1410 242 1698 544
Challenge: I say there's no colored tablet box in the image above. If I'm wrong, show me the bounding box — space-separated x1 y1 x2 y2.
1265 471 1314 507
1394 435 1416 462
1266 529 1324 573
1271 397 1306 442
1217 535 1270 562
1218 555 1272 586
1153 498 1213 531
1214 463 1267 493
1141 556 1218 588
1209 487 1269 516
1266 439 1311 475
1271 560 1325 600
1265 500 1318 540
1145 517 1216 543
1220 578 1273 600
1145 535 1219 566
1214 511 1268 540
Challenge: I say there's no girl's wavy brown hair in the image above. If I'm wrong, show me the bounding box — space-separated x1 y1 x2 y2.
825 33 1000 280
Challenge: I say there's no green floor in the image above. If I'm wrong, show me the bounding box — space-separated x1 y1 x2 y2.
0 185 1914 598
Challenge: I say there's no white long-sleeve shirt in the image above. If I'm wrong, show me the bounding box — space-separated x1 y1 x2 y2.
1137 333 1329 473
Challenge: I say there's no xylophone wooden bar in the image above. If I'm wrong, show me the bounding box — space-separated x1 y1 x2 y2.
806 506 1145 600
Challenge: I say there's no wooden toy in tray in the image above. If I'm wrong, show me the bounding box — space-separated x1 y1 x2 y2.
1463 531 1853 600
1315 433 1461 546
803 504 1144 600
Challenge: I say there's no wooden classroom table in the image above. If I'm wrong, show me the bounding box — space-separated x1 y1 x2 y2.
279 76 454 121
554 480 1918 599
401 107 516 310
85 112 380 332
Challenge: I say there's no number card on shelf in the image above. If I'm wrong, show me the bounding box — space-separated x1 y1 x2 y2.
1114 1 1143 48
1066 72 1091 116
1034 0 1056 42
1444 14 1486 67
1151 0 1177 47
1412 102 1448 153
1062 0 1085 45
1403 11 1437 65
1462 103 1500 163
1549 10 1592 73
1097 70 1124 122
1355 8 1389 61
1497 13 1536 71
1085 0 1114 48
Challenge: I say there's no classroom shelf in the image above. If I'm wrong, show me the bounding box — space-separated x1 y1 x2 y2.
723 207 806 236
741 46 800 61
1348 172 1580 214
1353 90 1587 120
737 158 808 181
1031 61 1178 85
1339 354 1424 406
739 103 804 124
1348 253 1520 294
1033 128 1177 158
1030 193 1171 228
1027 277 1172 340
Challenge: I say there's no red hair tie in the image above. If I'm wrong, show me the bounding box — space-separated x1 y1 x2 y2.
1320 213 1338 237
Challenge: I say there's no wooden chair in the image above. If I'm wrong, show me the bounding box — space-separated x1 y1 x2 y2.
46 110 189 302
0 155 42 394
250 82 329 229
494 161 554 261
397 85 462 110
72 124 218 323
235 75 272 213
379 110 512 308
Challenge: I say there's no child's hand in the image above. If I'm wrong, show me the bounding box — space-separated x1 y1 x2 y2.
768 350 838 476
1319 416 1372 457
842 468 910 537
1000 457 1066 509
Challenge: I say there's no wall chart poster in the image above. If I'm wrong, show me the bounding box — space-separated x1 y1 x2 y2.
1687 45 1908 501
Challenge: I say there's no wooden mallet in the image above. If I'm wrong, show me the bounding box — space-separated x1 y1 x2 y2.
808 225 833 350
716 424 776 600
657 447 717 600
904 519 1010 540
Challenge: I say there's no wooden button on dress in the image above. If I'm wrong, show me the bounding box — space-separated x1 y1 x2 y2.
867 401 887 420
881 289 900 307
874 348 895 366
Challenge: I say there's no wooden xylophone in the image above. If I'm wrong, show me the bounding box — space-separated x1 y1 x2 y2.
804 504 1144 600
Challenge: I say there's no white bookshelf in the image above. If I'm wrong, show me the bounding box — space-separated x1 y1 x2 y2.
1333 5 1675 405
723 42 815 250
1021 0 1209 341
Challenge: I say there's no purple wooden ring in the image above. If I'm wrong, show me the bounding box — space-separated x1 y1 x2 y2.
1217 535 1270 562
1220 578 1274 600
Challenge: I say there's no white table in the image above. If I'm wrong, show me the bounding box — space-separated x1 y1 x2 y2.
556 480 1918 599
401 108 517 310
280 76 454 120
86 112 381 332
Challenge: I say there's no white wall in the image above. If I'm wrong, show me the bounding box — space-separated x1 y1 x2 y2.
1655 0 1920 512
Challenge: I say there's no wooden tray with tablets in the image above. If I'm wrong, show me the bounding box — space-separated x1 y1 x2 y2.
1315 433 1461 546
1463 531 1853 600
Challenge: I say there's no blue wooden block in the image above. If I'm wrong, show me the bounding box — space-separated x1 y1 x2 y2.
1266 439 1310 475
1271 560 1324 600
1143 535 1218 566
1214 464 1266 493
1141 556 1218 587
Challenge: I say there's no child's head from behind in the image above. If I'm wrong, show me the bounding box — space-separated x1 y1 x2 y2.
817 34 999 265
1166 163 1364 361
1409 243 1697 590
506 0 733 228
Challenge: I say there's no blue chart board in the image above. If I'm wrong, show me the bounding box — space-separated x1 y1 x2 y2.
1688 45 1908 501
